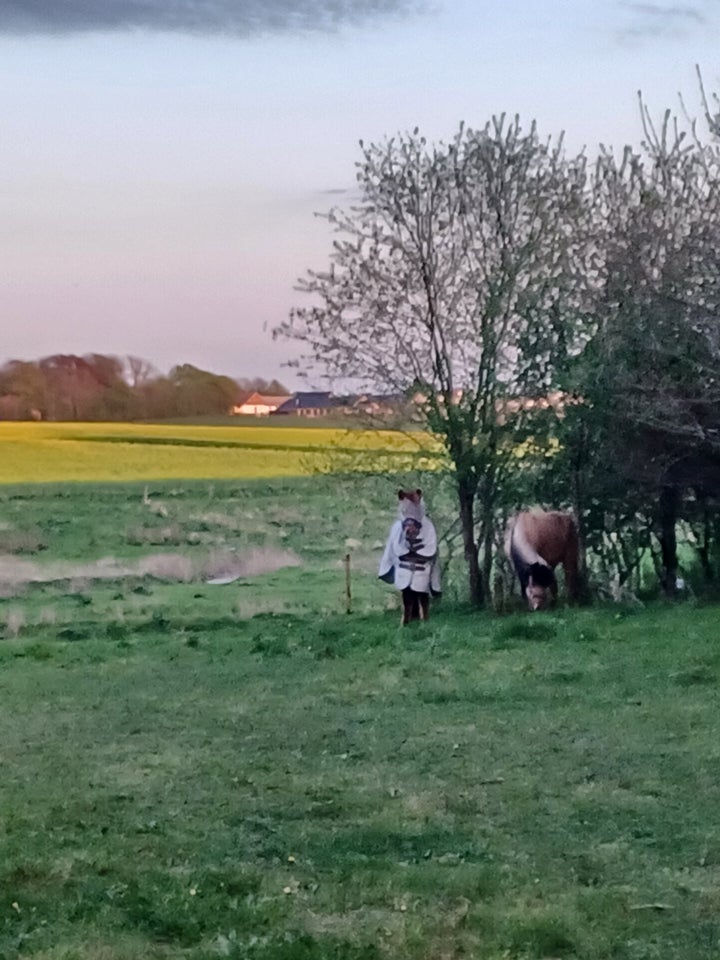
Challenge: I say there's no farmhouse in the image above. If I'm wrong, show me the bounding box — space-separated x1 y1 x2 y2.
494 390 582 424
230 392 291 416
410 388 582 423
271 392 335 418
336 393 408 418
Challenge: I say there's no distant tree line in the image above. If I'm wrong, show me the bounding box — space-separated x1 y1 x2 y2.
0 354 288 421
278 72 720 605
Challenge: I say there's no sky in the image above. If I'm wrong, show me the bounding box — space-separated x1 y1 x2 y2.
1 0 719 388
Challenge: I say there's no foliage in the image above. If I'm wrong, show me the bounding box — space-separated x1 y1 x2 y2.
536 95 720 597
0 354 290 422
278 118 596 605
168 363 239 417
235 376 291 405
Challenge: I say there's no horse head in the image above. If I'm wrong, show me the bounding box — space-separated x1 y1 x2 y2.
398 489 425 524
526 561 556 611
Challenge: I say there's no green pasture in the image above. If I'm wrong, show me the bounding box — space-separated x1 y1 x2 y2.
0 473 719 958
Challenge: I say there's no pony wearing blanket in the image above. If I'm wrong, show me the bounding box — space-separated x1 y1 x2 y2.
379 489 441 625
504 509 580 611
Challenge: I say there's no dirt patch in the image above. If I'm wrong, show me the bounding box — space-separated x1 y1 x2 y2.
0 548 301 586
202 547 301 581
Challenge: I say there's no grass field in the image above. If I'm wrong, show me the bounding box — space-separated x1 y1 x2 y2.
1 600 719 959
0 461 719 958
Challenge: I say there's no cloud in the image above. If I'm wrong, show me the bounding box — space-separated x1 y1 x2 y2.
616 1 709 40
0 0 425 36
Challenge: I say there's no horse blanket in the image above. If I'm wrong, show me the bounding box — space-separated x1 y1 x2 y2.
378 498 442 596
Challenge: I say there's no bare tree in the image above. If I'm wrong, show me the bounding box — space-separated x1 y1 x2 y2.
277 118 596 605
126 355 158 389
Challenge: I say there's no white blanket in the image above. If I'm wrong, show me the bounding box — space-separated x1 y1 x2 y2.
378 517 442 596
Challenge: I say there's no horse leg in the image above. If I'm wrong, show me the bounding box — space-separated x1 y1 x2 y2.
410 590 421 622
401 588 414 626
402 589 426 623
419 592 430 621
517 567 531 609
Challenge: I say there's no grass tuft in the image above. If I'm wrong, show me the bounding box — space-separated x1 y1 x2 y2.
504 915 577 958
492 616 558 645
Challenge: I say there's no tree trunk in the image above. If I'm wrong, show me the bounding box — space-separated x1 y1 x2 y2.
570 460 590 604
658 485 679 596
478 503 495 608
696 503 714 584
458 482 483 607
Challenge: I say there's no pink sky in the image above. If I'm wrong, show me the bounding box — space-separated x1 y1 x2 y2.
1 1 718 387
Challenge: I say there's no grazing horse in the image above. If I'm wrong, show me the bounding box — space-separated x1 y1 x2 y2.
379 489 442 625
504 509 580 611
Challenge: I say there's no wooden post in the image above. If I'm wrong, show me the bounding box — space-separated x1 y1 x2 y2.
344 553 352 614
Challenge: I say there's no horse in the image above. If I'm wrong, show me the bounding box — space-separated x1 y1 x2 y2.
379 489 442 625
504 509 580 611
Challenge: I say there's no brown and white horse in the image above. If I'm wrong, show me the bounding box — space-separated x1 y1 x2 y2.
504 509 580 610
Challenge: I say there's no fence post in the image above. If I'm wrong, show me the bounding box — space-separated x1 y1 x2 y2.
344 553 352 615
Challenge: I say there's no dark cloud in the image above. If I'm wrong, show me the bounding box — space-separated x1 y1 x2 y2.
0 0 425 36
617 1 709 40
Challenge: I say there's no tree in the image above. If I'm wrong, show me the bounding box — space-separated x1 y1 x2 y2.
37 355 106 420
544 97 720 596
277 118 595 605
126 355 159 389
169 364 239 417
0 360 48 419
235 377 289 396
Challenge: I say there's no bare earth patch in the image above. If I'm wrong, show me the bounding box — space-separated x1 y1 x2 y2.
0 547 301 586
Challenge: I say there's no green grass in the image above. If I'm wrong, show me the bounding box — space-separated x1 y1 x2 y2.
0 477 719 958
0 605 719 958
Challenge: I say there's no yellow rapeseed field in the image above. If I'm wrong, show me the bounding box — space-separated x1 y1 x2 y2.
0 422 442 484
